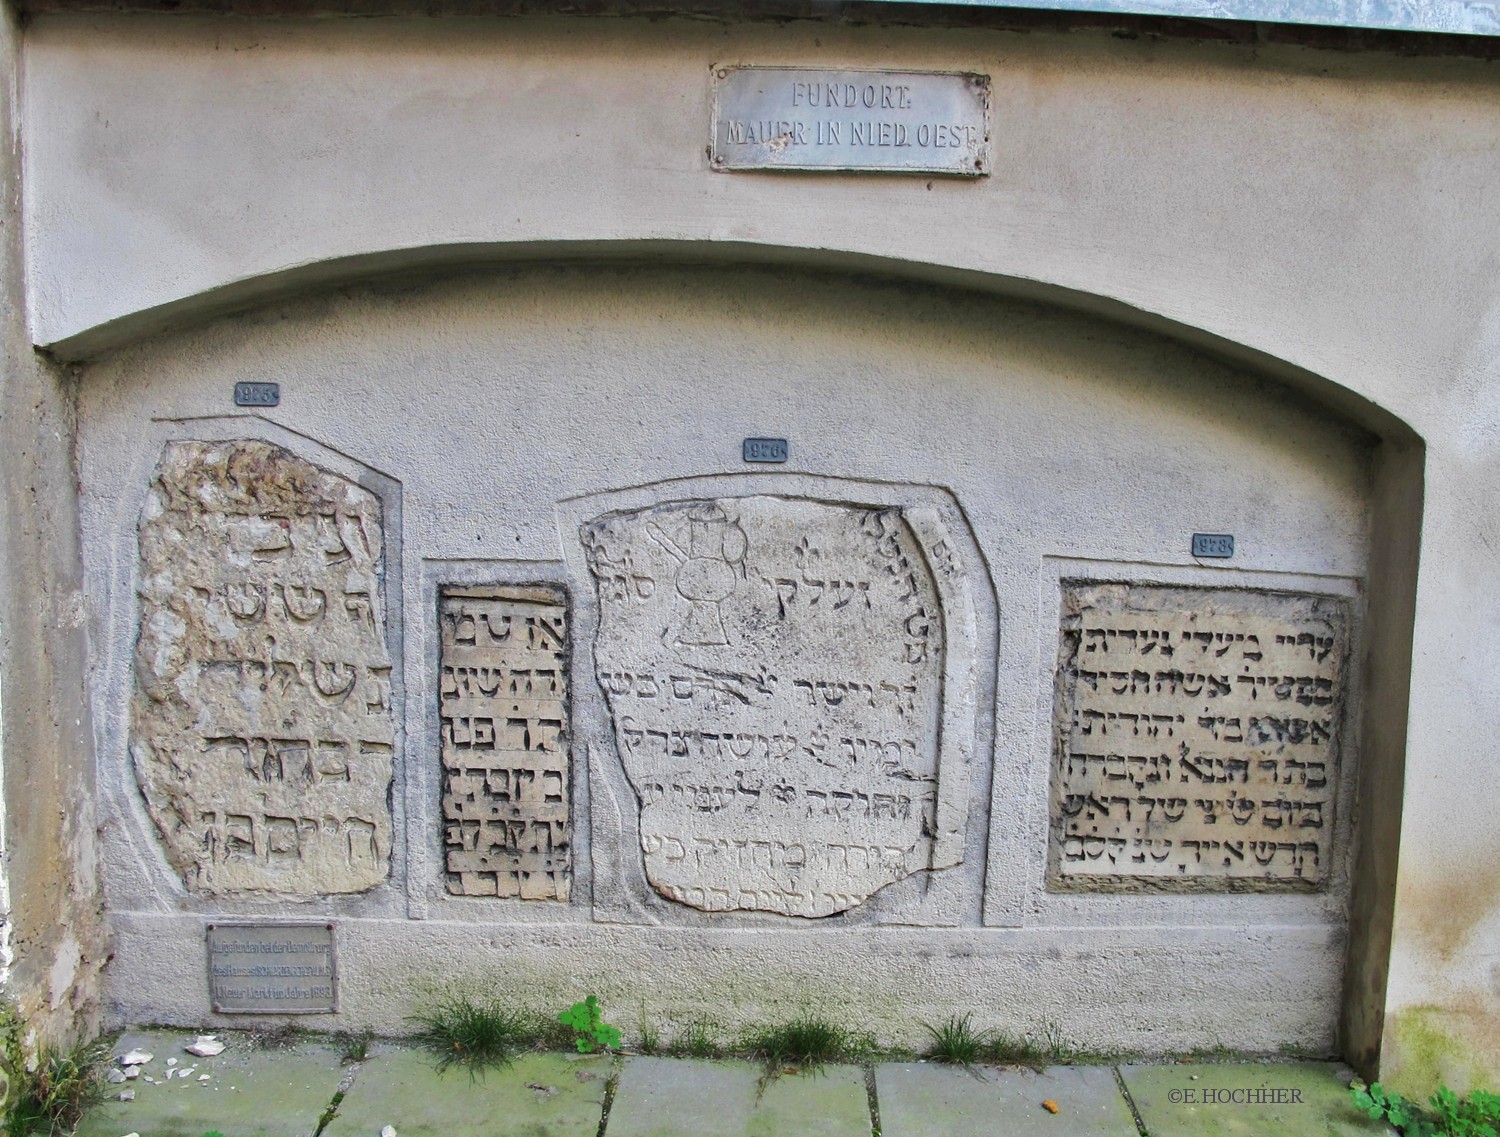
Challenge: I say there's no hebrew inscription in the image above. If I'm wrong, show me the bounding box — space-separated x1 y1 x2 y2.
440 587 571 900
1049 582 1350 890
131 440 394 896
584 496 945 917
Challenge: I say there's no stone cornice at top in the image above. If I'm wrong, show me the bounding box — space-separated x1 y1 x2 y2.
17 0 1500 54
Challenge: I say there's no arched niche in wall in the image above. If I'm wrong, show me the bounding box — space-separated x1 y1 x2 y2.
68 249 1419 1071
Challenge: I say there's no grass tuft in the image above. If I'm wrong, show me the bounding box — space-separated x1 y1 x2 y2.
333 1028 374 1064
922 1014 992 1066
0 1019 109 1137
667 1020 724 1060
741 1013 875 1080
407 993 532 1073
636 1022 661 1056
979 1030 1054 1071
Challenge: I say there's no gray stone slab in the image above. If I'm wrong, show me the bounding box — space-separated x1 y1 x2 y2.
604 1057 870 1137
321 1044 609 1137
875 1062 1137 1137
1119 1061 1393 1137
74 1030 346 1137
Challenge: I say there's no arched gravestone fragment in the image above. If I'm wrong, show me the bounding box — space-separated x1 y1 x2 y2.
131 440 395 896
583 496 946 917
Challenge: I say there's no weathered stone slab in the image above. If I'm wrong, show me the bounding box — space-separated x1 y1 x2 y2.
605 1057 870 1137
583 496 947 917
1049 582 1350 890
875 1063 1138 1137
1119 1061 1389 1136
322 1046 608 1137
131 439 395 896
439 586 572 900
74 1030 345 1137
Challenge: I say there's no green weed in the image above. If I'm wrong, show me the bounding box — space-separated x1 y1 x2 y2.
557 996 622 1054
1352 1080 1500 1137
0 1008 108 1137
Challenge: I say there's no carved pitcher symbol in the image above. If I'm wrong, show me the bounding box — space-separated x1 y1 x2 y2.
648 505 748 646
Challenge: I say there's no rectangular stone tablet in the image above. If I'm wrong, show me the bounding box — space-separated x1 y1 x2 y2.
439 586 572 900
208 922 336 1013
1048 582 1350 891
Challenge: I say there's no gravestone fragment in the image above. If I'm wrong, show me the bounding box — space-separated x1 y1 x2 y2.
583 496 945 917
1049 582 1349 890
131 439 394 895
439 586 572 900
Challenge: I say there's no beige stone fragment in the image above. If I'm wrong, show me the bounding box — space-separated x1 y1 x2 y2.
1049 582 1350 891
584 496 946 917
130 439 394 896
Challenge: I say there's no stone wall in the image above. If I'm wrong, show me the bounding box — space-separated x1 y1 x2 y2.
0 0 106 1044
9 4 1499 1093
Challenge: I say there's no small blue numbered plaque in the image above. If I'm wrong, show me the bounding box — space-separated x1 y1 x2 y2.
234 382 281 408
743 438 789 463
1191 533 1235 558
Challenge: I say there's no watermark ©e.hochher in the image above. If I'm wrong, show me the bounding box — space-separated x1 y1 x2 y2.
1168 1088 1306 1104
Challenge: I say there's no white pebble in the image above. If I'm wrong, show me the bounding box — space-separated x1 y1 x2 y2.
106 1068 128 1084
198 1075 211 1082
124 1067 141 1080
166 1058 177 1067
120 1051 153 1066
381 1126 397 1137
185 1036 225 1058
118 1090 136 1102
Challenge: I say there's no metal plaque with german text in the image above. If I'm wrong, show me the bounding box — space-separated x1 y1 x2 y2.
712 68 990 176
208 922 337 1014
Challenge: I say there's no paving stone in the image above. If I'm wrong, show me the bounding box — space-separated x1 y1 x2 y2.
875 1062 1136 1137
1119 1061 1394 1137
74 1030 346 1137
321 1044 609 1137
604 1057 870 1137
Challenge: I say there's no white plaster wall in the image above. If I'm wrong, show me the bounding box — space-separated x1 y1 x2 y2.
0 649 11 989
77 265 1372 1051
20 9 1500 1083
